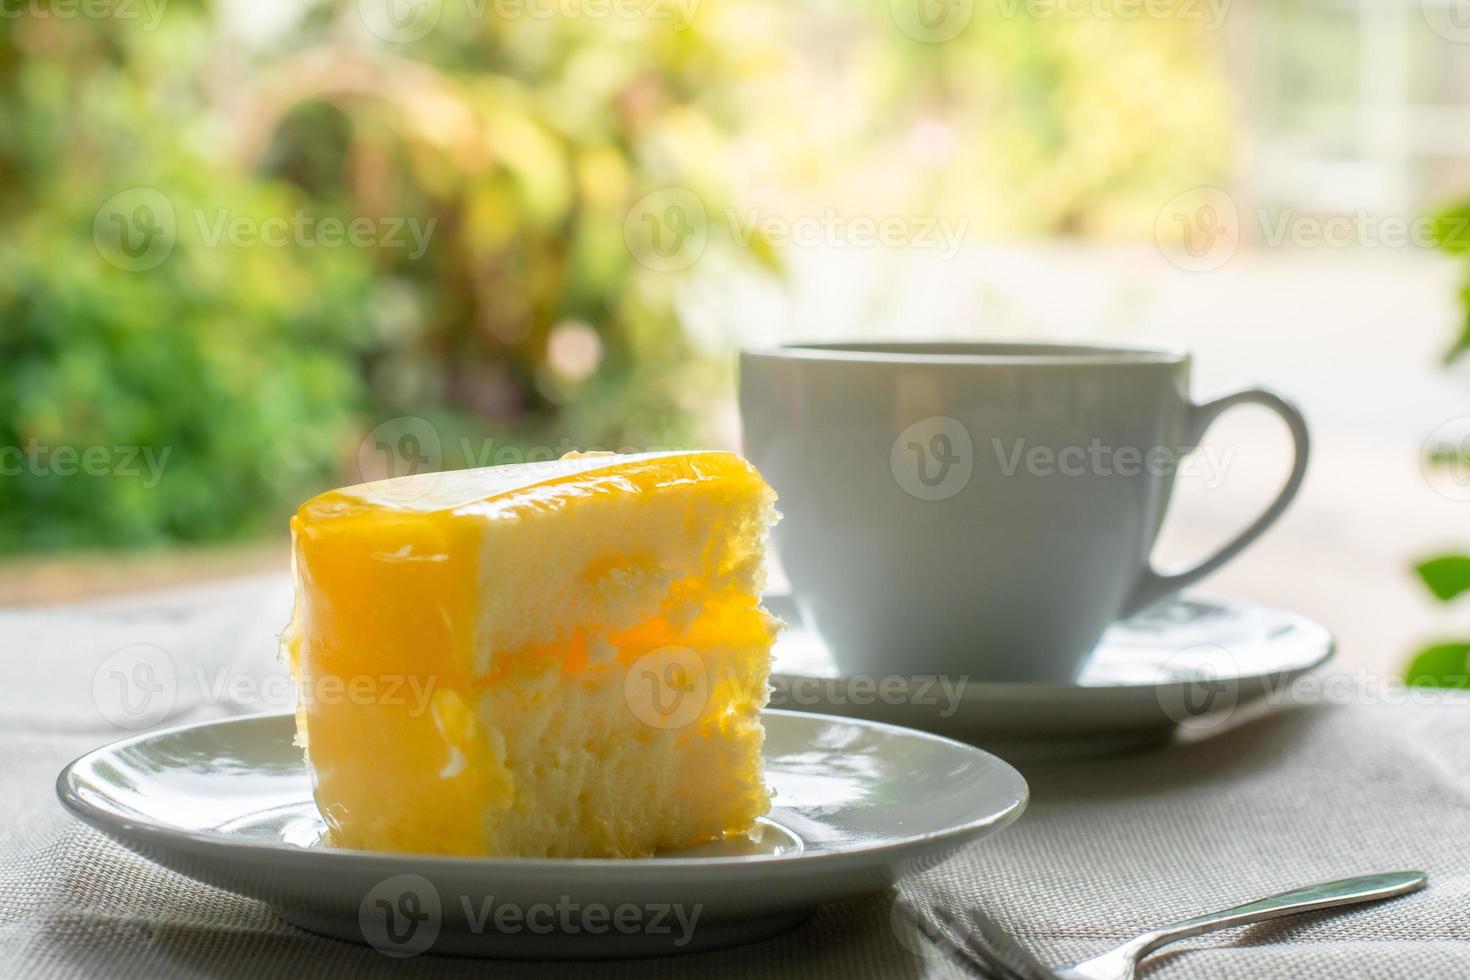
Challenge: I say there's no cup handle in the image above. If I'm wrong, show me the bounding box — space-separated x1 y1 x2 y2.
1121 387 1310 617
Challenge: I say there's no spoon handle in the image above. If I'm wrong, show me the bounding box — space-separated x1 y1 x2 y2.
1135 871 1427 957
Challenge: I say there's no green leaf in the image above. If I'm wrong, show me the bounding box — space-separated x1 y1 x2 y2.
1445 289 1470 363
1404 642 1470 689
1415 555 1470 601
1433 203 1470 254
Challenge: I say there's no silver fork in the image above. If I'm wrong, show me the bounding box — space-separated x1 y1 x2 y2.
923 870 1427 980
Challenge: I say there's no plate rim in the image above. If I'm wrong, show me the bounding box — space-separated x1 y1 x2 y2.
56 707 1029 875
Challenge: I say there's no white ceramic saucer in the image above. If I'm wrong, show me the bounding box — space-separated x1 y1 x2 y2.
768 594 1335 757
57 710 1026 958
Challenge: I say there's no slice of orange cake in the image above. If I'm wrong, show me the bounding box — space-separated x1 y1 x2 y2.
281 450 780 857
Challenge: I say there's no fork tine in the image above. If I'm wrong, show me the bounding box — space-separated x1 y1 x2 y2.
930 907 1020 979
893 896 1014 980
941 905 1061 980
931 904 1049 980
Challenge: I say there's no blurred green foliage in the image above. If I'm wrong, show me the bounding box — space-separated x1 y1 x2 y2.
1404 642 1470 690
0 2 755 549
1407 205 1470 686
0 11 379 549
0 0 1231 551
1414 555 1470 602
1430 200 1470 362
1405 558 1470 688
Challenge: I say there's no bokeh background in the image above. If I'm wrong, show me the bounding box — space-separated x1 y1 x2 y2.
4 0 1470 683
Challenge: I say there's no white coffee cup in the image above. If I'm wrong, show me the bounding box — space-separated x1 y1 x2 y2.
739 341 1309 683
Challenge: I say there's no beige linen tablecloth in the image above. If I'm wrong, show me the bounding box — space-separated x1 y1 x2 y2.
4 575 1469 978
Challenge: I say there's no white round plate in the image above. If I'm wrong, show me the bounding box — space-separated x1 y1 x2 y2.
57 710 1026 958
769 594 1335 757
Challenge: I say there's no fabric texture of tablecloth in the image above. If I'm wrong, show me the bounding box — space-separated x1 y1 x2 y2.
4 574 1469 978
